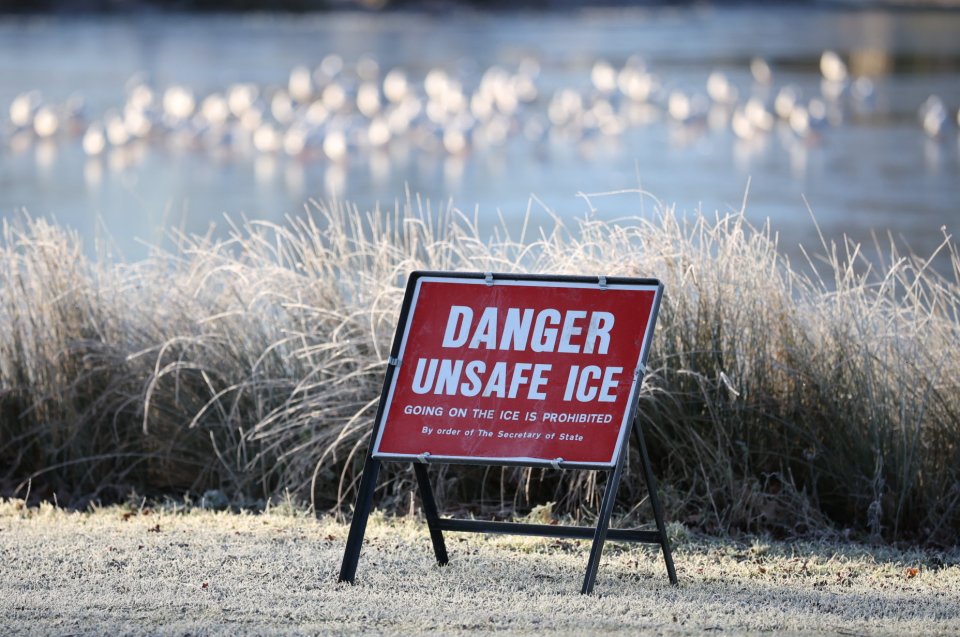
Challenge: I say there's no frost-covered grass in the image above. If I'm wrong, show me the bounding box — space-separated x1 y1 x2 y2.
1 195 959 542
0 500 958 636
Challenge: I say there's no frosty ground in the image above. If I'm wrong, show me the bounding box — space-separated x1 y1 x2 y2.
1 500 957 636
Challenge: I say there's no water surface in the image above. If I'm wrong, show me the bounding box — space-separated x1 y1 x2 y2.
1 8 958 268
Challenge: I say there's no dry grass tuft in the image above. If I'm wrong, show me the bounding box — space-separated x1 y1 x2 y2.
1 194 959 543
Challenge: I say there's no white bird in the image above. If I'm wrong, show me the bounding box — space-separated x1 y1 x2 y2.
32 105 59 138
744 97 773 132
731 107 754 140
239 104 264 132
774 86 800 119
789 105 810 138
385 104 411 136
368 116 391 148
288 65 314 103
750 57 772 85
790 99 828 140
667 91 707 125
163 86 196 122
356 82 382 118
919 95 949 138
82 122 106 156
383 68 409 104
820 50 848 83
477 115 510 147
306 100 329 126
253 122 282 153
470 91 494 122
442 80 467 115
548 89 583 127
227 84 258 118
590 59 617 94
322 82 347 113
10 91 41 129
270 90 295 125
442 126 469 155
322 128 348 162
127 82 155 112
618 67 655 102
105 110 130 147
821 77 847 102
200 93 230 127
123 104 152 139
707 71 738 104
424 68 449 102
668 91 690 121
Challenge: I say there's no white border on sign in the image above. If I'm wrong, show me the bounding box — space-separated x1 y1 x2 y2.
370 275 661 469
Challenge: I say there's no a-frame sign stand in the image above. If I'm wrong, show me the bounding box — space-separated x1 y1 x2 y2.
339 417 678 593
337 272 678 594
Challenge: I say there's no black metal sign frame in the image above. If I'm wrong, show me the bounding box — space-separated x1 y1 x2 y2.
337 271 677 594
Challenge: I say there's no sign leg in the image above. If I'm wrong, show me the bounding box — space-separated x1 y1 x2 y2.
413 463 449 565
338 457 381 584
633 420 678 586
581 462 625 595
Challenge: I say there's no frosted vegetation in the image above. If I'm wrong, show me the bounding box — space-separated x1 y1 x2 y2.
1 195 958 544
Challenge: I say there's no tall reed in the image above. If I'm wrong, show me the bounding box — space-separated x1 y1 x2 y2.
1 196 958 543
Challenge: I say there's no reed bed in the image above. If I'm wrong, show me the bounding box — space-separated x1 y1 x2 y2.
1 195 958 544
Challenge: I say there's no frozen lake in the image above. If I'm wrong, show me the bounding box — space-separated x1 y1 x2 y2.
1 7 958 267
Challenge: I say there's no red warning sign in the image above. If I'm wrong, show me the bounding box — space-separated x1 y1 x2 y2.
371 273 662 468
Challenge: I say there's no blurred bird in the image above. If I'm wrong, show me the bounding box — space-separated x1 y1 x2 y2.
289 65 314 103
618 64 656 103
163 86 196 123
383 68 409 104
271 90 296 126
820 50 848 83
32 105 59 138
774 86 801 120
322 128 348 162
590 59 618 95
750 57 772 85
667 91 707 126
105 110 130 147
918 95 950 139
227 83 258 118
10 91 41 130
356 82 382 118
744 97 773 132
707 71 738 105
200 93 230 128
731 107 754 140
82 122 106 156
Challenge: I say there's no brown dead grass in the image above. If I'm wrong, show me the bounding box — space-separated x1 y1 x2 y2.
0 499 957 636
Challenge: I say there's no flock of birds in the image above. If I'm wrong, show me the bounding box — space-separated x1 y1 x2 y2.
4 50 960 169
